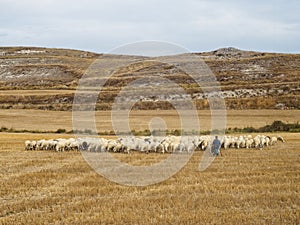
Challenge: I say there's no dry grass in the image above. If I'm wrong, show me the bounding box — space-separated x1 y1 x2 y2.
0 109 299 133
0 132 299 224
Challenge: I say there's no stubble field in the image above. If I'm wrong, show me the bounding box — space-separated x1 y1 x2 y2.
0 109 299 132
0 109 299 224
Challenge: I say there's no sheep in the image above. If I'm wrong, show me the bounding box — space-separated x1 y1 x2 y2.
160 138 171 153
40 140 51 150
49 140 59 150
253 135 270 150
25 140 31 150
254 135 262 149
106 140 118 152
77 138 89 151
264 136 270 147
117 137 137 153
55 139 68 152
185 138 199 153
69 140 79 151
87 141 97 152
30 141 37 150
36 139 45 150
198 139 209 151
24 140 36 150
270 136 285 145
236 136 245 149
24 134 285 153
245 138 254 148
277 136 285 143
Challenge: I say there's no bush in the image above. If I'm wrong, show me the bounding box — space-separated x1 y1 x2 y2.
223 121 300 134
258 120 300 132
55 128 66 133
242 126 257 133
0 126 8 132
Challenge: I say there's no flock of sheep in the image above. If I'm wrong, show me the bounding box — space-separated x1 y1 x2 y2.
24 134 285 154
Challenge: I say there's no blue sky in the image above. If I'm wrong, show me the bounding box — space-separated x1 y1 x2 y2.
0 0 299 53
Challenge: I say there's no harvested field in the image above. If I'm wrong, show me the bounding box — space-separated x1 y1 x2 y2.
0 46 299 224
0 132 299 224
0 109 299 132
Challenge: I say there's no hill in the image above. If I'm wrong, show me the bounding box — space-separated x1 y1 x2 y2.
0 46 299 110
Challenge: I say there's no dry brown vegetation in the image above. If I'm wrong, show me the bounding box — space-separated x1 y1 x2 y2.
0 47 299 110
0 47 299 224
0 109 299 224
0 132 299 224
0 109 299 133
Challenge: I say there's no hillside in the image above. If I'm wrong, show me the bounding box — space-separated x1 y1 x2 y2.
0 46 299 110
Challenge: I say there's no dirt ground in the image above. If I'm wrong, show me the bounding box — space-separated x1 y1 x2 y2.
0 132 299 224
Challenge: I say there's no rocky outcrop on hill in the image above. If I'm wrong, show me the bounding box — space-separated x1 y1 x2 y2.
0 47 299 110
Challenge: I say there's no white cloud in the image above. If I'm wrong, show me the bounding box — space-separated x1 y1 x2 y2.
0 0 299 53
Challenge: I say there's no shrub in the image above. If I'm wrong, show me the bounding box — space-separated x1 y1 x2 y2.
0 126 8 132
55 128 66 134
242 126 257 133
258 120 300 132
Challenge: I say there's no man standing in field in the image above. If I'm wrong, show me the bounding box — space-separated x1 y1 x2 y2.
212 136 222 156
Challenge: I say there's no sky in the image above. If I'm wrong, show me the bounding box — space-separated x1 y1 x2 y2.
0 0 299 53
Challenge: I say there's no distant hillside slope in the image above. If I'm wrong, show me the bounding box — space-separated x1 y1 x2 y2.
0 46 299 110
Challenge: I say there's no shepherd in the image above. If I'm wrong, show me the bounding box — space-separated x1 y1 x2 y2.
212 136 222 156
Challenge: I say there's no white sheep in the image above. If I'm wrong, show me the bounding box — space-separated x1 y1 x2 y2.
270 136 285 145
55 139 67 152
25 140 31 150
24 134 285 153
